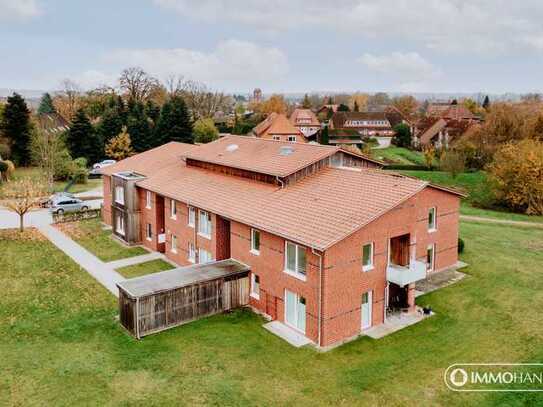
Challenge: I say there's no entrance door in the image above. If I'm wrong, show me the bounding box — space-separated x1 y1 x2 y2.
361 290 373 330
285 290 306 333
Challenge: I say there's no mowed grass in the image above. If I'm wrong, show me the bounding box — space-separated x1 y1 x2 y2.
1 222 542 406
8 166 102 193
56 218 147 262
117 259 175 278
372 147 428 165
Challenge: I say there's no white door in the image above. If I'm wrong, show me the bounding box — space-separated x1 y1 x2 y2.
361 290 373 330
285 290 306 333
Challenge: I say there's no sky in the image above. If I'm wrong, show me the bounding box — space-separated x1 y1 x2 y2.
1 0 543 95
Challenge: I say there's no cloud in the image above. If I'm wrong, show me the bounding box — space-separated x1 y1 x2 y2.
0 0 41 21
103 39 288 91
153 0 543 55
357 52 442 92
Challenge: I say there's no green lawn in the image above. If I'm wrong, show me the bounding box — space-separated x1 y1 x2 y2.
2 222 542 405
117 259 175 278
56 218 148 262
9 166 102 193
372 147 428 166
400 170 543 223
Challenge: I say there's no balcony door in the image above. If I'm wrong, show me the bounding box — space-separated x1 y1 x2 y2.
361 290 373 330
285 290 306 333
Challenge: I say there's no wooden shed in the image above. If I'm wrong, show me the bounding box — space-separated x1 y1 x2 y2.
117 259 250 338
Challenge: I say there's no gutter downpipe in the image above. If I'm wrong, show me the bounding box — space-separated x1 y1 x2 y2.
312 247 323 348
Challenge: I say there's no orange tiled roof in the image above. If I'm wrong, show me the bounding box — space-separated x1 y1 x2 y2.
183 135 337 177
252 112 277 137
265 113 302 136
101 142 197 176
290 108 320 127
137 163 429 250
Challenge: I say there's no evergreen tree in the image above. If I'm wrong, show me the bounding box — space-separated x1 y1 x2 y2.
1 93 32 165
337 103 350 112
127 101 152 152
37 93 56 115
155 96 193 145
66 109 102 164
302 94 311 109
482 95 490 110
393 123 412 148
353 101 360 112
145 100 161 124
320 125 329 145
327 96 333 104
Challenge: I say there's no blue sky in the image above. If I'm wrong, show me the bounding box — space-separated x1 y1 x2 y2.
1 0 543 94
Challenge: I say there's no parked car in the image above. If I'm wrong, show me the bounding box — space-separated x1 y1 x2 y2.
92 159 116 170
49 197 88 214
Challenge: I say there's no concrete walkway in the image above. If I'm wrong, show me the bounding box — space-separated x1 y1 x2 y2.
460 215 543 229
106 251 168 269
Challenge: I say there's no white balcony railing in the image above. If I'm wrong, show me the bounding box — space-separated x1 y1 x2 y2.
386 259 427 287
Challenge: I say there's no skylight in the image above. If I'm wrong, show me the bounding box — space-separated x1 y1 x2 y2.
226 144 239 152
279 146 295 156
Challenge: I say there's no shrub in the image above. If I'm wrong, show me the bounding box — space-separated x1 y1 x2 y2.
440 150 466 178
458 237 465 254
0 161 8 173
71 157 89 184
193 118 219 144
392 123 412 147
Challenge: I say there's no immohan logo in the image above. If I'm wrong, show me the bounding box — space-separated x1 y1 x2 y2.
445 364 543 392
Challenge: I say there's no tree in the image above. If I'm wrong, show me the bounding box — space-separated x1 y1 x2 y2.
30 126 67 190
423 146 435 169
54 79 82 120
1 93 32 166
353 101 359 112
97 102 125 145
145 100 161 124
320 125 329 145
337 103 350 112
393 123 412 147
193 118 219 144
440 150 465 179
368 92 391 107
302 94 311 109
179 79 232 119
349 93 369 112
257 94 288 114
66 109 102 164
119 67 160 103
37 93 56 114
1 177 47 231
482 95 490 110
154 96 193 145
462 98 479 114
488 139 543 215
126 101 152 152
105 126 135 160
392 95 418 117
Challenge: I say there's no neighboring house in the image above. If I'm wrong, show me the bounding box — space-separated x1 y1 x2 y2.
427 102 480 122
316 104 339 117
252 113 306 143
329 110 408 148
102 135 462 349
36 112 70 135
289 108 321 139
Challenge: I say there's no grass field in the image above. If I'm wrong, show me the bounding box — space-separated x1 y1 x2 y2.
2 221 542 406
117 259 175 278
371 147 429 166
55 218 148 262
9 167 102 193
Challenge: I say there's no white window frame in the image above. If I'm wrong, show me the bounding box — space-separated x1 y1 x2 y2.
188 206 195 228
428 207 437 232
115 214 125 236
171 234 178 253
362 242 374 272
170 199 177 220
115 186 124 205
198 248 213 264
427 243 435 272
145 190 151 209
146 223 152 241
198 210 212 239
272 135 281 141
188 242 195 263
284 241 307 281
250 228 260 255
284 289 306 333
250 273 260 300
287 135 297 142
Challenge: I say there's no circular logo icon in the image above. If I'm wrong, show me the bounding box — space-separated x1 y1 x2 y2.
449 368 468 387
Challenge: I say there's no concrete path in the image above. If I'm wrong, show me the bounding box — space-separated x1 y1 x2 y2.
106 251 167 269
460 215 543 229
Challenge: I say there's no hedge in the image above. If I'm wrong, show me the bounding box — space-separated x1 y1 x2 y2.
52 208 101 224
385 164 435 171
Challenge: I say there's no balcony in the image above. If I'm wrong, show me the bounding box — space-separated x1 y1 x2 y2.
386 260 427 287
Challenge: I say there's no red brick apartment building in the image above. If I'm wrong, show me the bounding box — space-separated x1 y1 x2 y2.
102 135 462 348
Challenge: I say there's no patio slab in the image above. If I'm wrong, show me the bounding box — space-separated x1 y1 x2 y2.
263 321 313 347
364 308 433 339
415 261 468 297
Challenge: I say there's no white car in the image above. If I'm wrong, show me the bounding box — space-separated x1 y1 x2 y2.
92 159 116 170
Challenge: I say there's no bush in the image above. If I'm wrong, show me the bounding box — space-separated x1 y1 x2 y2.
71 157 89 184
0 161 8 173
193 118 219 144
458 237 465 254
440 150 466 178
393 123 412 147
0 142 10 160
385 164 433 171
53 149 74 181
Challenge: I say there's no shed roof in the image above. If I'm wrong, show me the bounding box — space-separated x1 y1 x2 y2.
117 259 250 298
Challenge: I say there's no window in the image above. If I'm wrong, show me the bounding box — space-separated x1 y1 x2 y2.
115 214 125 236
145 191 151 209
428 207 437 231
198 248 213 264
362 242 374 272
188 206 195 227
198 210 212 238
272 135 281 141
251 229 260 254
115 186 124 205
146 223 152 241
188 242 195 263
171 235 177 253
284 241 306 280
287 135 297 142
170 199 177 219
427 244 435 271
285 290 306 333
250 273 260 299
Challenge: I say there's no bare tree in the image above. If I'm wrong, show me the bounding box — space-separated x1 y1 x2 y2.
1 178 47 231
119 67 160 103
179 79 233 119
54 79 82 119
165 74 185 97
30 126 66 191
